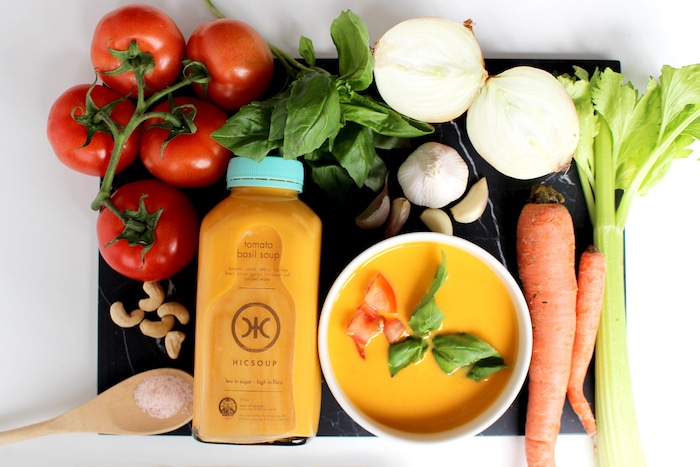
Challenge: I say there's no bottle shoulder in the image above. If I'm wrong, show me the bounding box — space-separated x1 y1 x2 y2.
201 192 321 233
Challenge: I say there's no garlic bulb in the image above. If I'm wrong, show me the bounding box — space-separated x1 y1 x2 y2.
373 17 487 123
466 66 579 180
397 142 469 208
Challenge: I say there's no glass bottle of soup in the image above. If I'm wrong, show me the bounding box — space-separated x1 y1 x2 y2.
192 156 322 445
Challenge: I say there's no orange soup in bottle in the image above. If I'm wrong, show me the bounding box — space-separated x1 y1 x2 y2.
193 156 322 445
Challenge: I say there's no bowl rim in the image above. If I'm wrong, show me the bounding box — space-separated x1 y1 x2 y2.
318 231 533 443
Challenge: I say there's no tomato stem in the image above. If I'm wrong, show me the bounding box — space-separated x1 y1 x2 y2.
88 49 210 212
268 43 311 76
202 0 226 19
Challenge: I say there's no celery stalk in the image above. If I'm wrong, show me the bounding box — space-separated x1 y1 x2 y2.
559 64 700 467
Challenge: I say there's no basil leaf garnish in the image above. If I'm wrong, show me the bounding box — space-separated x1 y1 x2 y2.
408 251 447 334
431 332 506 381
388 336 428 377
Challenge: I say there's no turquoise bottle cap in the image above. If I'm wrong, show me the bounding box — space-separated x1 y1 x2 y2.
226 156 304 192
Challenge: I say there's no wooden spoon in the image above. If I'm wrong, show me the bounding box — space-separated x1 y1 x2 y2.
0 368 193 445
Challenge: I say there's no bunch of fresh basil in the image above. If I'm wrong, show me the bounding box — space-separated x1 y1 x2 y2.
211 11 434 199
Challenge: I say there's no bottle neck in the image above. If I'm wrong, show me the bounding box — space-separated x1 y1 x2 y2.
229 185 300 199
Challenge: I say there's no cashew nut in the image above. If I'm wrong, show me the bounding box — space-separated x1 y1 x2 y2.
110 302 145 328
165 330 186 359
139 315 175 338
157 302 191 325
138 281 165 312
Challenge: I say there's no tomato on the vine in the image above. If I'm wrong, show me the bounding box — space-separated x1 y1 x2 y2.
185 18 274 111
47 84 140 176
96 179 199 282
140 96 232 188
90 4 186 97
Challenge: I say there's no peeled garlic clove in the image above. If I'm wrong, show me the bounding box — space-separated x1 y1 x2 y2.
385 197 411 238
398 142 469 209
355 181 390 229
373 17 487 123
451 177 489 223
420 208 453 235
466 66 579 180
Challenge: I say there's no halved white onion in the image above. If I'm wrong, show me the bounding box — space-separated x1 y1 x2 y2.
466 66 579 180
373 17 487 123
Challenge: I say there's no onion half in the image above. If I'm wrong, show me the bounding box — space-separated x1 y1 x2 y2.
466 66 580 180
373 17 487 123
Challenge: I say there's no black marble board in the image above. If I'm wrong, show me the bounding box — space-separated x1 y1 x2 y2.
97 58 621 437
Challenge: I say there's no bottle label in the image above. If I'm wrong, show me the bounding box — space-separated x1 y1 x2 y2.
209 226 296 435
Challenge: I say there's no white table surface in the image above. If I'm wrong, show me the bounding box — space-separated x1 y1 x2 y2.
1 0 698 465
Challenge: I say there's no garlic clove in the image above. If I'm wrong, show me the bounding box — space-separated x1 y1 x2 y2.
373 17 487 123
466 66 579 180
385 197 411 238
398 142 469 209
451 177 489 223
420 208 453 235
356 180 391 229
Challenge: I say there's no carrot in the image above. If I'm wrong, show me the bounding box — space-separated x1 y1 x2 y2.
516 185 578 467
567 245 606 442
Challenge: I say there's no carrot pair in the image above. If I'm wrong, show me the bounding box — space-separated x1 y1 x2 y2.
516 185 605 467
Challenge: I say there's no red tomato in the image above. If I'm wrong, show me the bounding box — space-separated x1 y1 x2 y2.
185 18 274 111
97 180 199 282
383 318 408 344
360 273 397 315
90 4 185 97
140 96 232 188
47 84 140 176
345 309 385 360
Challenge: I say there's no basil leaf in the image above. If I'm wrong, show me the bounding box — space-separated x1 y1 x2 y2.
419 251 448 308
305 149 354 200
388 336 428 377
431 332 505 381
284 71 342 158
211 100 280 161
329 122 375 187
339 88 434 138
373 134 412 151
364 154 388 192
331 10 373 91
468 356 507 382
269 89 291 142
408 252 448 334
299 36 316 66
408 299 445 335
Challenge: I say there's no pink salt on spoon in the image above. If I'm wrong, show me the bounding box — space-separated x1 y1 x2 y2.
0 368 193 445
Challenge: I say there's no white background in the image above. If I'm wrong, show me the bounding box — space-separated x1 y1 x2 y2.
1 0 699 466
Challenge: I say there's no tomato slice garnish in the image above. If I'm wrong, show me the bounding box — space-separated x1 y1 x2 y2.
345 272 399 359
360 273 397 315
383 318 408 344
345 309 385 359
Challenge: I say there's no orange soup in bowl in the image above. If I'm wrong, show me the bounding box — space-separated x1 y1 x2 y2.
318 232 532 441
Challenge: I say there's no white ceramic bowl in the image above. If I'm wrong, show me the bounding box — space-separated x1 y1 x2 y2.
318 232 532 443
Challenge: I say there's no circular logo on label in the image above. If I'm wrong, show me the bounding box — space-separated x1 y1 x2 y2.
219 397 237 417
231 302 281 352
